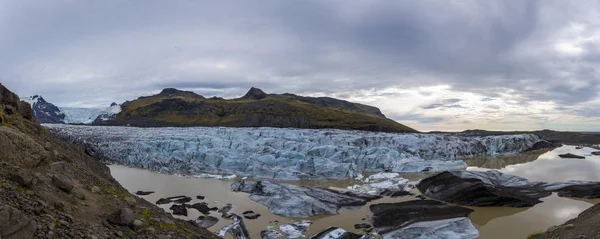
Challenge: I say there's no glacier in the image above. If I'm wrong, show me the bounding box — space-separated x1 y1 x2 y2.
60 104 121 124
45 124 544 180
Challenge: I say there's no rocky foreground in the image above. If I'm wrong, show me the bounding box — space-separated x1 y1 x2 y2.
0 83 218 239
46 124 550 180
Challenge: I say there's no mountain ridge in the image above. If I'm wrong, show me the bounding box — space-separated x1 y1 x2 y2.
105 87 416 133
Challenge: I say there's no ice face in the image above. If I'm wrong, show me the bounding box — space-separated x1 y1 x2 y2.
45 125 543 180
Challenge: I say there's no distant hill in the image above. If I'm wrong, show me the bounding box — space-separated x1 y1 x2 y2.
101 87 417 133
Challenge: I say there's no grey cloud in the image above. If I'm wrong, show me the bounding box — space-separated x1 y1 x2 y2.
0 0 599 128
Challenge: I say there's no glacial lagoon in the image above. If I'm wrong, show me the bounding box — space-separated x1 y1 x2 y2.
109 145 600 239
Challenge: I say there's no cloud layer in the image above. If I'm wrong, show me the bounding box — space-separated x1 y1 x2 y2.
2 0 600 131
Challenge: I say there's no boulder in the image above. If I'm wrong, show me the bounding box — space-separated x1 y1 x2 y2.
370 200 474 235
308 227 376 239
169 204 187 216
187 202 216 215
132 220 143 229
242 210 261 219
107 208 135 226
124 197 136 206
196 216 219 228
156 198 171 205
591 151 600 156
9 169 34 188
172 196 192 204
0 205 36 239
135 191 154 196
559 153 585 159
52 174 74 193
232 180 381 217
218 203 234 218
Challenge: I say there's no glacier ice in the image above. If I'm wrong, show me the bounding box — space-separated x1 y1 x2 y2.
45 124 543 180
61 104 121 124
382 217 479 239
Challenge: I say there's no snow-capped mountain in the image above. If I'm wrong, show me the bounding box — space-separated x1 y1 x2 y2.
21 95 121 124
22 95 66 123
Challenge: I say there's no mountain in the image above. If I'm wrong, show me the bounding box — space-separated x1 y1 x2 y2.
22 95 121 124
105 87 416 133
0 83 218 238
22 95 66 123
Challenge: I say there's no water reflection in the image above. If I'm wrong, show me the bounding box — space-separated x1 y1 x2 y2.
462 151 546 169
467 145 600 182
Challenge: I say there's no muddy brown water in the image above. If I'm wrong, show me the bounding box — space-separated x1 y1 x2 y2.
109 145 600 238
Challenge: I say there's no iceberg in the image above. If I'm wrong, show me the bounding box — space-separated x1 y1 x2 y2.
46 125 543 180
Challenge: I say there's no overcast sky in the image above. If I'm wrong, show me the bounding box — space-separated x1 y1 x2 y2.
2 0 600 131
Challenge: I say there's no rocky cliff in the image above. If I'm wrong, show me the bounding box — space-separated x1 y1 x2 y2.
0 83 218 239
102 87 416 133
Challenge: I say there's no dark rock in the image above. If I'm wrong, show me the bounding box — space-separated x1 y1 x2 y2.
135 191 154 196
51 174 74 193
418 170 600 207
370 200 474 235
378 189 412 198
196 216 219 228
106 208 135 226
576 146 584 149
0 205 37 239
242 210 261 219
156 198 171 205
241 87 268 100
219 204 234 218
527 140 558 151
559 153 585 159
169 204 187 216
9 169 34 188
552 183 600 199
196 195 205 200
591 151 600 156
4 105 16 115
187 203 213 215
354 223 371 229
416 171 551 207
172 196 192 204
25 95 66 124
231 180 381 217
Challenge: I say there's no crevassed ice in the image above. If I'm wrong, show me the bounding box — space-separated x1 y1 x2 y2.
60 104 121 124
45 125 542 180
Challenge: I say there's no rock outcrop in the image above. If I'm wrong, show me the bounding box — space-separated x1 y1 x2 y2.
47 124 546 180
231 180 381 217
0 83 219 238
22 95 65 123
417 170 600 207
